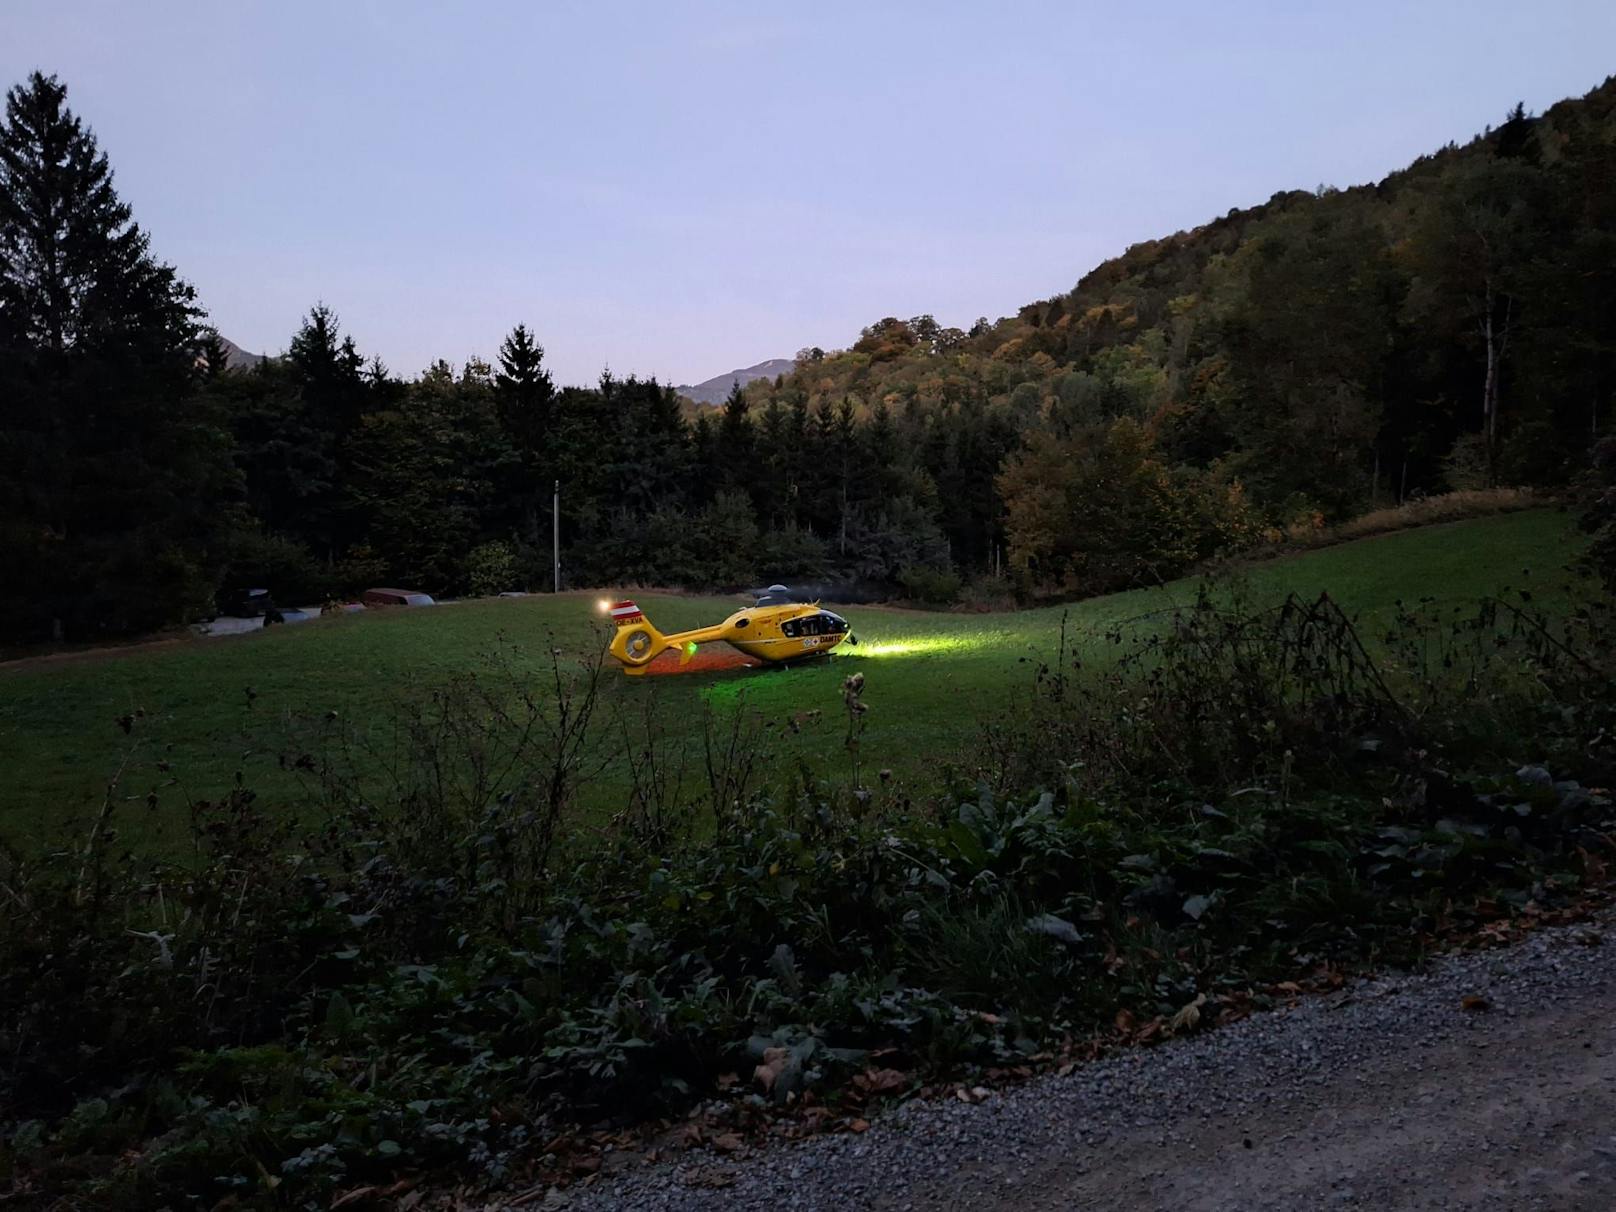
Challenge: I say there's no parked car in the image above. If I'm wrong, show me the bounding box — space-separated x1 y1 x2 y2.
362 587 436 607
217 587 274 618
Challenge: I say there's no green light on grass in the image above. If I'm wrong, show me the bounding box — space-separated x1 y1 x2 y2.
852 636 970 658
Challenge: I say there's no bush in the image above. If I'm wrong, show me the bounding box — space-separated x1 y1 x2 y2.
758 523 830 580
466 539 521 596
218 527 331 604
896 564 962 607
955 575 1018 613
329 543 391 597
1576 433 1616 593
1499 419 1570 487
1442 432 1492 491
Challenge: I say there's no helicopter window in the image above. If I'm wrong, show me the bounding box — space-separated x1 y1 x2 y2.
781 619 799 638
735 617 750 629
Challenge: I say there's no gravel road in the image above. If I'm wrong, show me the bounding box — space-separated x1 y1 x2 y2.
553 906 1616 1211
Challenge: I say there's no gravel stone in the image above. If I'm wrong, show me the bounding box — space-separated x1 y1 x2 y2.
540 906 1616 1211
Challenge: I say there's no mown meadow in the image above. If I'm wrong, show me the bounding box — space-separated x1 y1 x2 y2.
0 508 1582 853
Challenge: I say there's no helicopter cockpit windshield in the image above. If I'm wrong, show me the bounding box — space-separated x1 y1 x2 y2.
780 610 849 639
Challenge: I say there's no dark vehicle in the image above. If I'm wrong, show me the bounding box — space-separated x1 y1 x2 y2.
217 587 274 618
362 587 436 607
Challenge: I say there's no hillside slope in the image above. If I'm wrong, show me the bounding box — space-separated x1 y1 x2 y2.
742 75 1616 520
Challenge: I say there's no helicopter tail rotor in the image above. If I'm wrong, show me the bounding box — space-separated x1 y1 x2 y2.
604 600 669 673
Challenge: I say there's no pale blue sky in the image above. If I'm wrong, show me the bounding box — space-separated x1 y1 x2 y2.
4 1 1614 385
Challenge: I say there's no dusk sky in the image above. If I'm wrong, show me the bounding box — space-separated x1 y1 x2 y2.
5 1 1614 387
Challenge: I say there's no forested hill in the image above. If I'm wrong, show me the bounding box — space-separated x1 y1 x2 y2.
748 73 1616 544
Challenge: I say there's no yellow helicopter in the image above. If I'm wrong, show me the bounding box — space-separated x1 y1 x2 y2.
603 585 857 676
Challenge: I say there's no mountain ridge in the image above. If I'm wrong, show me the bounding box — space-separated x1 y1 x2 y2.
675 357 795 405
219 335 267 369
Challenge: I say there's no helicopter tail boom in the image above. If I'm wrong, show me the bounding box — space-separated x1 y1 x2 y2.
604 601 730 674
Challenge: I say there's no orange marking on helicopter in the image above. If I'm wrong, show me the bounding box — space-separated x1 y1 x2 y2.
639 647 760 675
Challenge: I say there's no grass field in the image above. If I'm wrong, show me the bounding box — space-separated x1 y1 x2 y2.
0 508 1586 849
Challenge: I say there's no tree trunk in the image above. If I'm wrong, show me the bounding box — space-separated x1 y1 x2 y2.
1481 285 1498 486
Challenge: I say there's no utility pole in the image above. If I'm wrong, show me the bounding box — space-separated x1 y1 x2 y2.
552 480 560 593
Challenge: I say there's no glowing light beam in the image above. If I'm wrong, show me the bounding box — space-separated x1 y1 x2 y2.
847 635 973 658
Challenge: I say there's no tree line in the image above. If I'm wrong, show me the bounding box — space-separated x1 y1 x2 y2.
3 70 1614 641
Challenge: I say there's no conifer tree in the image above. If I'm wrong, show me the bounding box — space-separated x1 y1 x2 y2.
493 322 554 453
715 380 757 500
0 72 227 638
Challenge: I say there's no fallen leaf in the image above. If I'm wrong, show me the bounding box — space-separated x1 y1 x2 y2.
710 1133 743 1153
753 1045 791 1094
504 1186 553 1208
853 1067 908 1096
1114 1008 1137 1035
849 1118 870 1133
1170 993 1207 1033
1461 994 1491 1012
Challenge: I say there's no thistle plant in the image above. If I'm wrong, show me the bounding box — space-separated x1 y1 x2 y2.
842 671 869 792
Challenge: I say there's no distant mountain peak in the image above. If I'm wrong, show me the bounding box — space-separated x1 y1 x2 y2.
219 336 267 369
676 357 795 405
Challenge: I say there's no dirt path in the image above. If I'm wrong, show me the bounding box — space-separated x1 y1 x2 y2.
947 973 1613 1211
561 908 1616 1211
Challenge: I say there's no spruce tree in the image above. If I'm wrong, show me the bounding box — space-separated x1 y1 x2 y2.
197 327 233 380
493 323 555 453
716 380 756 501
0 72 228 639
0 72 194 351
487 324 557 545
